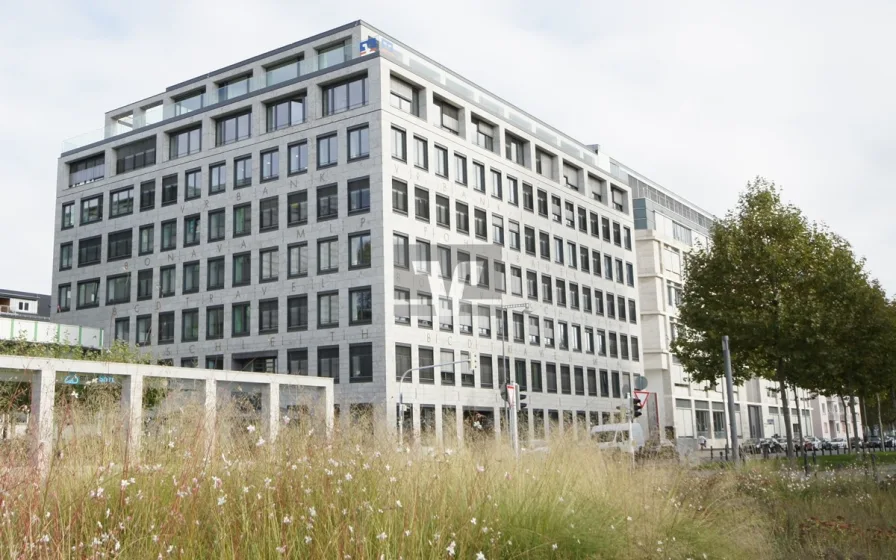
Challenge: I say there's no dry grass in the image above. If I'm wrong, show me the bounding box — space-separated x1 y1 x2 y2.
0 392 892 559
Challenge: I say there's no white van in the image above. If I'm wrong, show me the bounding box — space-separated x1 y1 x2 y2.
590 423 645 453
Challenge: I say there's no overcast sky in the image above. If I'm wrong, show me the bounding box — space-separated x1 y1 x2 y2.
2 1 894 294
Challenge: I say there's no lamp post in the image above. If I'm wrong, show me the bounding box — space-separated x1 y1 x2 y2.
496 302 530 456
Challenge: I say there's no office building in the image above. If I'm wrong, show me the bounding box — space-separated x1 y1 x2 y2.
52 21 644 440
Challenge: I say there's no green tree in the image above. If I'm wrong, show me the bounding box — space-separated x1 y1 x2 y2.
671 178 857 457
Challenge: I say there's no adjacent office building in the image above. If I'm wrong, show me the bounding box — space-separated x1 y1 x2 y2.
51 21 643 440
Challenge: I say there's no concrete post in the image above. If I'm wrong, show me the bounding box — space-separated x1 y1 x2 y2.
435 405 444 446
203 378 217 457
456 404 464 444
324 383 335 440
121 372 144 464
30 367 56 482
412 403 421 443
261 382 280 444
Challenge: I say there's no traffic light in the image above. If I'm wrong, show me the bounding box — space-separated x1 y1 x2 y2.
518 393 528 411
632 396 643 418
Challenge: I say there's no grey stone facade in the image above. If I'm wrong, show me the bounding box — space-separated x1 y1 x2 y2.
52 21 644 442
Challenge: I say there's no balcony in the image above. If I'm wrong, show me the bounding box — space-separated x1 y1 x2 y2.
62 58 323 153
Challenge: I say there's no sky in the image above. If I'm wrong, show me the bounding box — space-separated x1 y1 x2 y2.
2 0 894 294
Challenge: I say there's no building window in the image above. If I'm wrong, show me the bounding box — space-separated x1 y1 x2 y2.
208 209 225 242
181 308 199 342
604 255 613 280
393 233 409 268
232 252 251 286
266 57 304 87
632 336 640 361
348 126 370 160
159 265 175 297
108 229 132 261
490 169 502 199
323 75 369 115
286 191 308 226
57 284 71 312
318 346 340 383
414 136 428 170
260 196 278 231
318 237 339 274
106 273 130 305
259 299 278 334
217 75 249 101
232 303 250 336
628 299 637 323
391 127 407 161
439 298 453 331
59 243 72 271
414 240 431 274
394 289 411 324
80 195 103 224
108 187 134 218
61 202 74 229
350 287 372 325
207 257 225 290
545 363 557 393
414 187 430 222
183 214 200 246
318 291 339 328
317 134 338 167
115 137 156 174
438 246 452 279
288 242 308 277
392 179 408 213
261 150 279 182
287 295 308 331
76 279 100 309
317 185 338 220
288 142 308 174
432 195 450 228
474 209 487 239
624 226 633 250
472 116 494 151
349 343 373 383
602 217 611 241
137 269 152 300
493 215 504 245
390 75 419 115
454 153 467 185
136 315 151 346
114 318 129 342
159 219 176 251
505 133 526 166
235 156 252 188
69 153 105 186
456 202 469 234
349 232 371 269
161 175 178 205
169 126 201 159
431 145 449 178
348 177 370 213
78 236 101 267
259 247 279 282
536 189 548 216
472 162 485 192
137 181 154 211
233 203 251 237
611 186 626 212
626 262 635 287
215 112 251 146
266 97 305 131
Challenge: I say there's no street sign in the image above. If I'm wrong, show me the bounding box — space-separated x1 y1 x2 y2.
634 376 648 391
505 383 516 407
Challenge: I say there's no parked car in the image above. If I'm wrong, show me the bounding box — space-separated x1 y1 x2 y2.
850 437 864 449
866 436 883 449
819 438 833 450
829 437 849 450
885 437 896 449
740 439 761 454
759 438 784 453
803 436 823 451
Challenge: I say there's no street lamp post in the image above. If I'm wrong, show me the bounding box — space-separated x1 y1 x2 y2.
496 302 530 457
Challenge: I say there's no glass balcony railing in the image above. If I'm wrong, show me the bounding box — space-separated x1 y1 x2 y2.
62 58 319 153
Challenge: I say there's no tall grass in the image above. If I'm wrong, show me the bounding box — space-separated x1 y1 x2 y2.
0 392 893 558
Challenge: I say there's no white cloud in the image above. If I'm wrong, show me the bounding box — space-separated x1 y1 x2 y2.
2 0 894 292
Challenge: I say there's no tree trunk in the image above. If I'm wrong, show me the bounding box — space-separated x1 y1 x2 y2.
779 368 794 460
793 385 805 451
841 395 852 454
